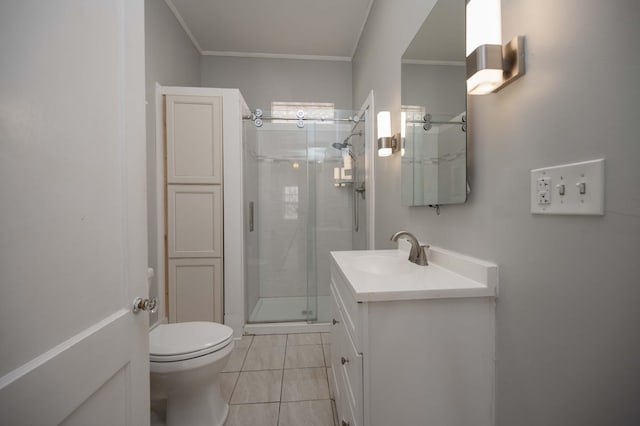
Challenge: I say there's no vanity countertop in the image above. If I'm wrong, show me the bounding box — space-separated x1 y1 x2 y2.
330 242 498 303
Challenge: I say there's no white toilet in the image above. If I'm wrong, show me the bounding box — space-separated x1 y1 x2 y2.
150 321 235 426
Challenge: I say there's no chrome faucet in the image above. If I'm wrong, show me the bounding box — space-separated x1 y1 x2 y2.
390 231 429 266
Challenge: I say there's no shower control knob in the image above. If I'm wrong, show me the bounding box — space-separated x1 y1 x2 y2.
132 297 158 314
341 356 349 365
332 318 340 325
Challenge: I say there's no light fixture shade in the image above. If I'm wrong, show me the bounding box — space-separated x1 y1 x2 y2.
400 111 406 156
378 147 393 157
467 66 503 95
377 111 391 139
377 110 399 157
466 0 503 94
466 0 501 54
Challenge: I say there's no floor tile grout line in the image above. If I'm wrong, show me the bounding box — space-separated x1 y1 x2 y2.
330 399 338 426
321 339 327 368
238 339 251 372
276 334 289 426
227 371 241 407
229 398 334 406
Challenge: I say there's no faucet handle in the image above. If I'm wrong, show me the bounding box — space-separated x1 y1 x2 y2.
415 244 429 266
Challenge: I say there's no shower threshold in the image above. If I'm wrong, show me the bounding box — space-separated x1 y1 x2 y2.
245 321 330 335
245 296 330 335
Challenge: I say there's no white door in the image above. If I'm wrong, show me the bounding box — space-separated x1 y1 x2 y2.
0 1 149 425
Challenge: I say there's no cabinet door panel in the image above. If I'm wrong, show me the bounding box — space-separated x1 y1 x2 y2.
329 284 344 414
339 307 363 424
168 258 223 323
166 95 222 184
168 185 222 258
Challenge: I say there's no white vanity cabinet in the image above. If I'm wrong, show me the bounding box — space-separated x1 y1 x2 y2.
329 248 498 426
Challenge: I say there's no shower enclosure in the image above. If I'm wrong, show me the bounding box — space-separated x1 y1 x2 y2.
243 107 367 326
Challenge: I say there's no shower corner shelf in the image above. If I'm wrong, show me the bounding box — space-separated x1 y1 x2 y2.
334 179 354 187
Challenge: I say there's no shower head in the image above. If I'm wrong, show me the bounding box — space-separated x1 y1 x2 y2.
332 141 348 150
331 131 362 151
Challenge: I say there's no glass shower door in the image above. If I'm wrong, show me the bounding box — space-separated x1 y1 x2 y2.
244 119 317 323
243 107 362 325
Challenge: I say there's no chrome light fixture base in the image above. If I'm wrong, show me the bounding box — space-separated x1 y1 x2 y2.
377 134 400 156
466 35 526 94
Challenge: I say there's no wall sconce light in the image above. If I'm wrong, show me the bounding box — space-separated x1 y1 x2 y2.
400 111 406 156
377 111 400 157
466 0 525 95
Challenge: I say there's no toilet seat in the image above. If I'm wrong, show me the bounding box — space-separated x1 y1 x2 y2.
150 322 233 362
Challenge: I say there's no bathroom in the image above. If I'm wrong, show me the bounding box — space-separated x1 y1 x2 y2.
1 0 639 425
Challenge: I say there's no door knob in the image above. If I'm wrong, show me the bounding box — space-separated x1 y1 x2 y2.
341 356 349 365
132 297 158 314
332 318 340 325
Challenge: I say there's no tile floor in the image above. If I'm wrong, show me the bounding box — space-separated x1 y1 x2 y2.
221 333 337 426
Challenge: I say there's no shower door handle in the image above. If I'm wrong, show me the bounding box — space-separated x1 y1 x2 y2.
249 201 254 232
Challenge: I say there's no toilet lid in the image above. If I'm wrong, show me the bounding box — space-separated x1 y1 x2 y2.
149 322 233 362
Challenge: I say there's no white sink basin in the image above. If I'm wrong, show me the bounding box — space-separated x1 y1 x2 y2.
349 254 416 276
331 247 498 302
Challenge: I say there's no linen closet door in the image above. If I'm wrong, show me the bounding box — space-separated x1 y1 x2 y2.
166 95 224 323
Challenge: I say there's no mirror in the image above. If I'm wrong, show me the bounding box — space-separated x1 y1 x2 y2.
401 0 467 206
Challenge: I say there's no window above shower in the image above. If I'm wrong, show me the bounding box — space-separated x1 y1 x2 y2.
270 101 336 122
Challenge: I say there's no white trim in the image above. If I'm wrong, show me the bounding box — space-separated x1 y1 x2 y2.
201 50 352 62
401 59 465 66
164 0 203 53
360 91 376 249
351 0 375 58
153 83 166 326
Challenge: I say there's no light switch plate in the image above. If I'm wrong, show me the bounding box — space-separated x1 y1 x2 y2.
530 159 605 215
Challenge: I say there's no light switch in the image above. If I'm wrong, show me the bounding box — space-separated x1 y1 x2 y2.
530 159 605 215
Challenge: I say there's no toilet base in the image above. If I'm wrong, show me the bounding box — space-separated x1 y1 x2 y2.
165 374 229 426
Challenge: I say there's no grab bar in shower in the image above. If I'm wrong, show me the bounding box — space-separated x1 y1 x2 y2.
353 183 365 233
249 201 254 232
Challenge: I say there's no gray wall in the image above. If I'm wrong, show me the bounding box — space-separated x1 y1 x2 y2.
200 56 352 110
401 63 465 116
145 0 201 323
354 0 640 425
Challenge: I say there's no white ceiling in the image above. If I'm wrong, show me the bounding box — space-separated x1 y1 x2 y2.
165 0 374 60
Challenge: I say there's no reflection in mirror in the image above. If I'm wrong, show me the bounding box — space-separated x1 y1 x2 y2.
401 0 467 207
